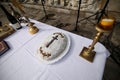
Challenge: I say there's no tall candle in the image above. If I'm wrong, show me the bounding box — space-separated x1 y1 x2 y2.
100 18 114 30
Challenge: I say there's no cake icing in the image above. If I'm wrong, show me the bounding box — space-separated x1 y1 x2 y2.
37 32 68 61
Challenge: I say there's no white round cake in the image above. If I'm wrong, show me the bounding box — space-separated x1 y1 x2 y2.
37 32 68 61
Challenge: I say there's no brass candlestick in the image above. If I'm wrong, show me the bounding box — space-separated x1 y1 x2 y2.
27 22 39 35
11 0 39 34
80 17 115 62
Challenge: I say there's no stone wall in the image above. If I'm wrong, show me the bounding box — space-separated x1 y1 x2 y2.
1 0 101 11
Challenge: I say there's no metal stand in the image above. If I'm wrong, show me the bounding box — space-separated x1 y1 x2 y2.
41 0 48 20
75 0 82 31
78 0 110 24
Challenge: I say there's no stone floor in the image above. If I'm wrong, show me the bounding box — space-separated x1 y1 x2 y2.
0 6 120 80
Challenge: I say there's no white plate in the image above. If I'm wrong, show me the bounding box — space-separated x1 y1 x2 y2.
36 31 71 64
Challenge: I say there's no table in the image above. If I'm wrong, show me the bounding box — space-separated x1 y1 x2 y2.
0 19 110 80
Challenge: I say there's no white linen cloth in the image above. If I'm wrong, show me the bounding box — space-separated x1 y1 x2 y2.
0 19 110 80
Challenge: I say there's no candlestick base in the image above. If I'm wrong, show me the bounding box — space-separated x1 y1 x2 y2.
27 22 39 35
80 47 96 62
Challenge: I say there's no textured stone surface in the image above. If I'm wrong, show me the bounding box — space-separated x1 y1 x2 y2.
17 0 100 11
110 22 120 46
103 57 120 80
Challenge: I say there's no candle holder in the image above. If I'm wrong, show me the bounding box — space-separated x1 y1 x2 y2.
80 17 115 62
27 22 39 35
11 0 39 33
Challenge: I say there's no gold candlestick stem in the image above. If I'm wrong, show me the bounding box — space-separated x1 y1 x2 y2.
88 32 103 52
11 0 30 23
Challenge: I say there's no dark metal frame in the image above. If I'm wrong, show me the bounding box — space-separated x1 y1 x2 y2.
75 0 110 31
75 0 82 31
41 0 48 20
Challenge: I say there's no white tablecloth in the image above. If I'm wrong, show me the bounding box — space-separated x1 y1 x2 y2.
0 19 110 80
